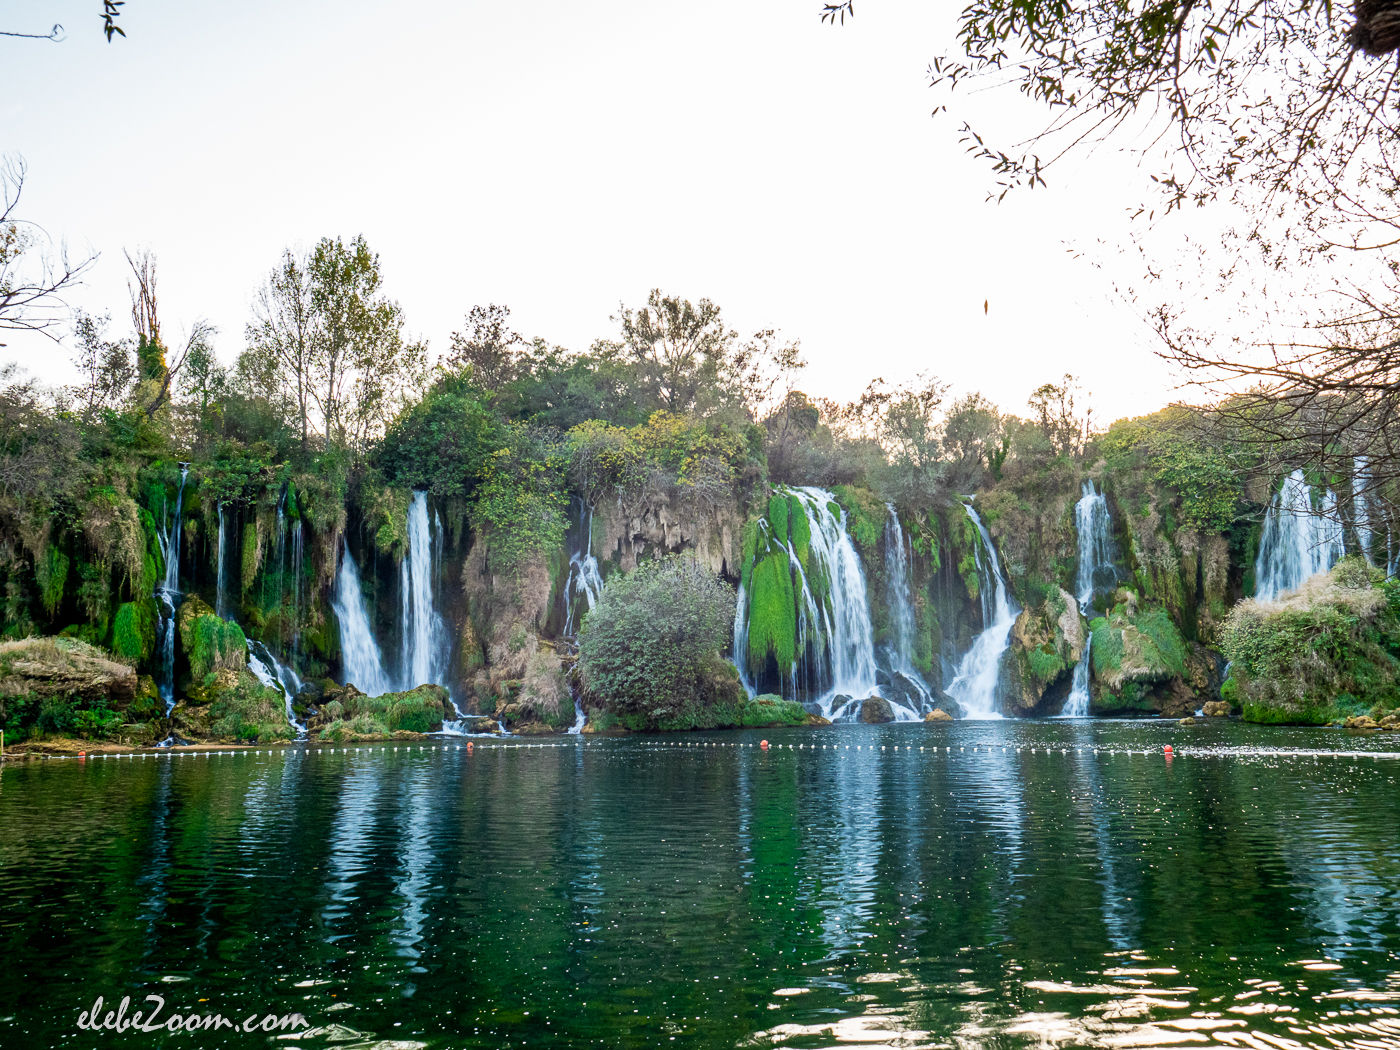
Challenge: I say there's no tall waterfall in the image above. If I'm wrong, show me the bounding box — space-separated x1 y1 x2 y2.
401 491 450 691
215 503 228 619
881 505 935 714
154 465 189 715
563 499 604 638
794 487 883 721
1255 469 1345 601
1063 481 1115 717
945 502 1018 719
1353 456 1374 565
732 487 890 721
331 540 395 697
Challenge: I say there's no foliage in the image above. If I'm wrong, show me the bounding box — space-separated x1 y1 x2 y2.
468 423 568 572
202 671 294 743
184 614 247 682
1221 562 1400 722
578 556 738 728
376 373 499 499
111 600 155 662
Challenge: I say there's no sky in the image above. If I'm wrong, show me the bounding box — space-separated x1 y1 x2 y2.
3 0 1188 424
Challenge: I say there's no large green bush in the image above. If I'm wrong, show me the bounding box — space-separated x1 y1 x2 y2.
578 556 738 728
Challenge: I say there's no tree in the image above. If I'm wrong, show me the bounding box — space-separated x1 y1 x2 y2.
446 304 524 391
247 249 316 448
942 392 1007 487
0 157 95 346
843 373 950 507
69 311 134 421
1027 374 1092 458
306 235 418 450
613 290 798 421
577 556 737 727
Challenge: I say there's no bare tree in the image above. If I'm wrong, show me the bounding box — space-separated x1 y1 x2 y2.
0 157 96 346
247 249 317 448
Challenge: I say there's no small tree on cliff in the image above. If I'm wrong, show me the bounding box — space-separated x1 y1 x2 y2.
577 556 737 727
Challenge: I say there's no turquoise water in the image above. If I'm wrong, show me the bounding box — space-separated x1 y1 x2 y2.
2 720 1399 1048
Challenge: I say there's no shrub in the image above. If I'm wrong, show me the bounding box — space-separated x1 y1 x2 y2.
186 614 248 681
578 556 737 728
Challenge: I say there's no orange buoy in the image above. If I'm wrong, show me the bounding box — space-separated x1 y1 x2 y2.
760 739 769 751
78 751 86 760
466 741 474 753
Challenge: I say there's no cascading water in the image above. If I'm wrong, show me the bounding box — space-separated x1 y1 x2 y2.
733 487 892 721
154 465 189 715
401 491 463 732
1255 469 1346 601
1354 456 1374 565
881 505 935 715
561 499 604 734
1062 481 1116 717
945 502 1018 719
331 540 395 697
215 503 228 620
562 500 604 639
290 519 304 660
247 638 305 734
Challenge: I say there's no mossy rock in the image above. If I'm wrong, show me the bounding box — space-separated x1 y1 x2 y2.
191 669 294 743
177 597 248 682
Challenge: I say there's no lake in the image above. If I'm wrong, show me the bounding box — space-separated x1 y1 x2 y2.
2 720 1398 1048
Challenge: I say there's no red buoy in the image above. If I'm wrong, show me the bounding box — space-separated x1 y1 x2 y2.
77 751 86 760
760 739 769 751
1164 745 1173 754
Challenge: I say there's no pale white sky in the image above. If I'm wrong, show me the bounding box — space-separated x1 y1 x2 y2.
3 0 1190 424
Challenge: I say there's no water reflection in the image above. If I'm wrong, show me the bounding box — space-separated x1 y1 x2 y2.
0 724 1397 1049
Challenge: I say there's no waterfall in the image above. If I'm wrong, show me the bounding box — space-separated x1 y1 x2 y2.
563 499 604 638
154 465 189 715
733 487 891 721
214 503 228 619
793 487 884 721
881 505 935 715
1062 481 1116 717
1353 456 1374 565
1255 469 1346 601
248 638 305 735
401 492 458 734
945 502 1018 719
331 540 395 697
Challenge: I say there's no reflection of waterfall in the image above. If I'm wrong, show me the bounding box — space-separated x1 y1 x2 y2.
1255 469 1345 601
945 502 1017 719
1063 481 1115 718
331 540 395 697
154 465 189 715
881 505 935 715
563 500 604 638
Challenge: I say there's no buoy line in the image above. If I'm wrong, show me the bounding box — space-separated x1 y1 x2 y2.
34 739 1400 762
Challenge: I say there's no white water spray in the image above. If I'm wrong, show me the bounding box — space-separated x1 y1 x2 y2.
1062 481 1115 717
154 466 189 715
1255 469 1345 601
945 502 1018 719
331 540 395 697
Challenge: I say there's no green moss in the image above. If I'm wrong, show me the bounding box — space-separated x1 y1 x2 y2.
186 614 248 681
740 516 761 591
767 492 790 545
788 493 811 567
111 600 156 663
830 484 883 552
746 550 797 673
1027 644 1067 685
240 522 261 594
201 670 294 743
35 546 69 619
1090 618 1123 674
